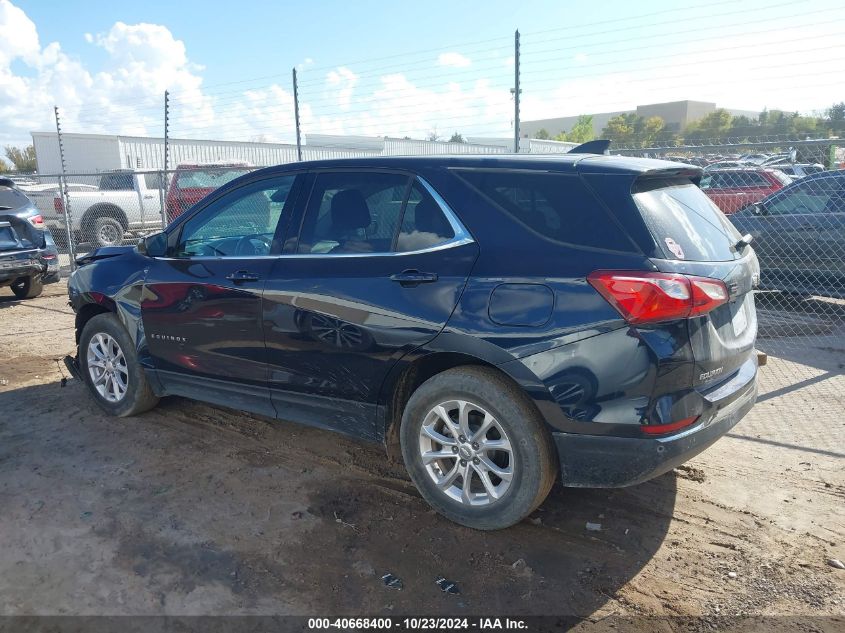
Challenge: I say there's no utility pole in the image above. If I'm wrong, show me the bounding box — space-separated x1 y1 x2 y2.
54 106 75 270
161 90 170 228
513 29 521 154
292 67 303 161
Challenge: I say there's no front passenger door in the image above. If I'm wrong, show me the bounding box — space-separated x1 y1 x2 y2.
141 174 299 416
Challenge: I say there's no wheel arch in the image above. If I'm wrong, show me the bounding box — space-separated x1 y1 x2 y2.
81 203 129 234
74 301 114 344
379 348 552 461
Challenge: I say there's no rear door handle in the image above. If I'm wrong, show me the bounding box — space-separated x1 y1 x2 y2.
226 270 261 283
389 269 438 287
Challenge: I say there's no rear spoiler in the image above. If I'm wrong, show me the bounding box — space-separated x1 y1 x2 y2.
569 140 611 155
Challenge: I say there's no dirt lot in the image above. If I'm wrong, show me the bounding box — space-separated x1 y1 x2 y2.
0 281 843 629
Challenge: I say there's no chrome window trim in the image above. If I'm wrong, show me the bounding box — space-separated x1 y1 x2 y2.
156 176 474 261
278 175 474 258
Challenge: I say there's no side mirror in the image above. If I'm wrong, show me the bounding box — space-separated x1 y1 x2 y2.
137 231 168 257
752 203 767 216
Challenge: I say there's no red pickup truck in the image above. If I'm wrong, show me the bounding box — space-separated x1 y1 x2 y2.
166 163 251 222
700 167 791 214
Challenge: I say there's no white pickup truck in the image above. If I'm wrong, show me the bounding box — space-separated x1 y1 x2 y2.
32 171 166 249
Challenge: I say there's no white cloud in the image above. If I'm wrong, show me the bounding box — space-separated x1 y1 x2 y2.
438 52 471 68
325 66 358 111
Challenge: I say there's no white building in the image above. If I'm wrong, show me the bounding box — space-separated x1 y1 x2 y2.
31 131 576 175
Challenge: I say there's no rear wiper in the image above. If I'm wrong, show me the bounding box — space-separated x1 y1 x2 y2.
734 233 753 250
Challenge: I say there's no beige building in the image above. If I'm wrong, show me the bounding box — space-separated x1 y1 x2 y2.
522 100 760 138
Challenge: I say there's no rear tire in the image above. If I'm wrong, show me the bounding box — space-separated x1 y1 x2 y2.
93 216 125 248
400 366 557 530
79 313 159 417
10 276 43 299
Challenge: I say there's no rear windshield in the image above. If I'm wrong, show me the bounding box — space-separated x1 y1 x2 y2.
456 170 635 252
0 187 30 211
633 179 743 262
176 169 250 189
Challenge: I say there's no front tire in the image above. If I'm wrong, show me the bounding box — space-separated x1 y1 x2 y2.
10 276 43 299
79 313 159 417
400 366 557 530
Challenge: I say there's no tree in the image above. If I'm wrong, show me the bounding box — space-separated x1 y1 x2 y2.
5 145 36 173
448 132 465 143
683 109 733 142
532 128 551 140
567 115 595 143
641 116 666 147
601 114 635 145
426 128 441 142
828 102 845 123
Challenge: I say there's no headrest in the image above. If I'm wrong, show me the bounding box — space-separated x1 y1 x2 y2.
330 189 371 231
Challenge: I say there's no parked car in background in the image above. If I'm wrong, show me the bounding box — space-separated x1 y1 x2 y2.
34 170 165 249
165 163 251 221
64 153 759 530
0 179 60 299
703 160 751 171
766 163 825 179
738 153 770 165
761 153 792 166
700 167 791 214
730 170 845 297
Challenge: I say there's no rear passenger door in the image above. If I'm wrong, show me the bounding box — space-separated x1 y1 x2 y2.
261 170 479 439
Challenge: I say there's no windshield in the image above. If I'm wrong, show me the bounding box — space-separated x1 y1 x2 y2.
633 180 743 262
176 169 250 189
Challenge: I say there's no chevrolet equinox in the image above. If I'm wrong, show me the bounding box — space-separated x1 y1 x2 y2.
65 152 759 530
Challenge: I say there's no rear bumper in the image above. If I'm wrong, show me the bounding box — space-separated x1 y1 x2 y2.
554 366 757 487
0 261 60 285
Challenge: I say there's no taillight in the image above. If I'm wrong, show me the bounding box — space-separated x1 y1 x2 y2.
27 214 44 228
587 271 728 325
53 197 64 213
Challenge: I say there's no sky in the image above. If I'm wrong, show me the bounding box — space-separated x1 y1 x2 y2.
2 0 844 149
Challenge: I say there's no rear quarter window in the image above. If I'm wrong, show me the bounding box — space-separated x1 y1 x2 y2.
455 170 635 252
633 179 743 262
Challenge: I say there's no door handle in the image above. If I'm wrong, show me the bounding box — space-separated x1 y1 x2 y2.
389 269 438 287
226 270 261 283
143 194 155 199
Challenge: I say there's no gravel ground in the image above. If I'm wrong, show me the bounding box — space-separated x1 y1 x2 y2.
0 281 842 630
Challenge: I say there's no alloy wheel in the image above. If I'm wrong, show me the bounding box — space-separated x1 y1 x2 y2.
86 333 129 403
97 223 122 246
418 399 514 506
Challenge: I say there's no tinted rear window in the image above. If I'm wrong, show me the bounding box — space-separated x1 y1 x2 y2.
633 180 743 262
456 170 634 251
0 187 30 210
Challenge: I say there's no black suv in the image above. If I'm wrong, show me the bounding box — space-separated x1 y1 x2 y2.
66 154 759 530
